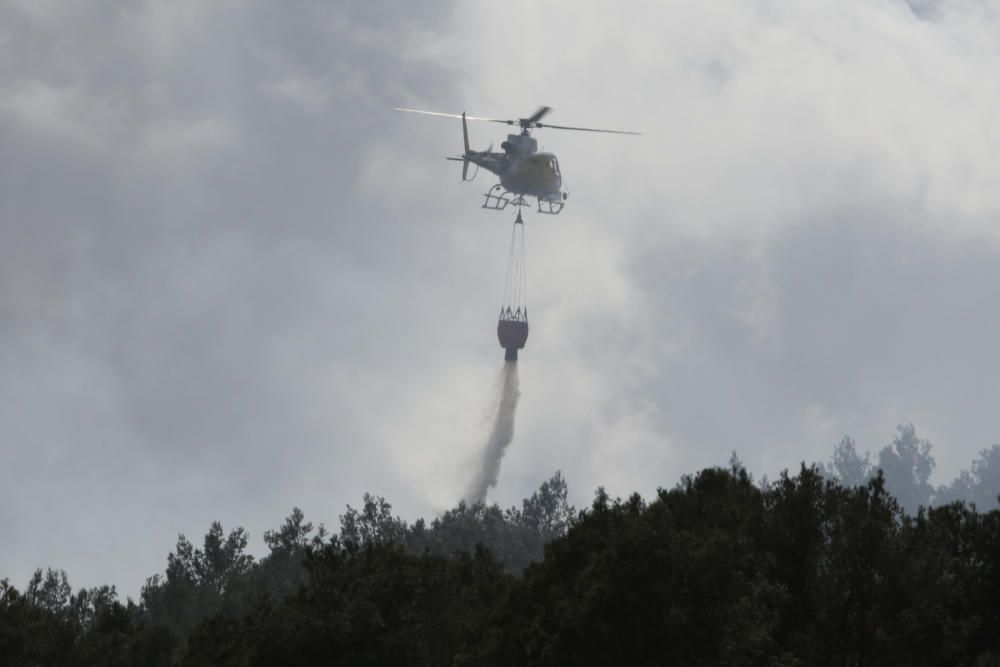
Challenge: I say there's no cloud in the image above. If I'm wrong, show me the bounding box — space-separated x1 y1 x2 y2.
0 81 105 149
4 0 1000 596
261 77 332 114
0 0 458 594
424 0 1000 490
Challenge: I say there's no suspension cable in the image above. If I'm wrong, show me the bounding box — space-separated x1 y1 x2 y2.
499 211 527 319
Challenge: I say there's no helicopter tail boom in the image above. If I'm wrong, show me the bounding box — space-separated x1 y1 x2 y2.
446 112 504 181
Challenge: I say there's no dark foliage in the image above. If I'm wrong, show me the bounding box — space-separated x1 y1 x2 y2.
5 466 1000 665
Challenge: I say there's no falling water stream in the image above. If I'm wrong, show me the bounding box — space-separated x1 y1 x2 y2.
464 361 521 504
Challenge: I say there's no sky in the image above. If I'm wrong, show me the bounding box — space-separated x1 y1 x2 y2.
3 0 1000 595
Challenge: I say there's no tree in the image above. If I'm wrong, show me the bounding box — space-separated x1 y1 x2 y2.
515 471 575 540
1 576 76 665
936 444 1000 510
877 424 936 514
405 472 576 573
2 571 176 666
264 507 326 553
766 469 904 663
502 467 786 665
250 543 510 666
339 494 408 547
935 469 975 507
825 436 873 487
255 507 328 602
141 521 255 644
409 501 514 564
195 523 254 595
11 460 1000 665
967 445 1000 510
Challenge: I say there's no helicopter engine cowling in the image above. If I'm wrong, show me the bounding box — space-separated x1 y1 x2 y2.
505 134 538 156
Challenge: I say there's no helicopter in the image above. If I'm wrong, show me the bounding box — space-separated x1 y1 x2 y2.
393 106 640 215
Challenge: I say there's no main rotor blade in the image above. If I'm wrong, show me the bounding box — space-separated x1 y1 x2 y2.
391 107 505 123
535 122 642 135
525 106 552 123
393 106 641 134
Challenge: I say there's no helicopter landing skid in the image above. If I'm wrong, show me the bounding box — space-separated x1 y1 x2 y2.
482 185 530 211
536 197 564 215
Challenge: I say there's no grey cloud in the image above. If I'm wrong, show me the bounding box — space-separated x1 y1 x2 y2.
0 0 460 594
5 0 1000 598
905 0 943 20
618 184 1000 480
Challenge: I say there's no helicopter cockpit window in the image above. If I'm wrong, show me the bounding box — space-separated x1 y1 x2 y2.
549 156 560 175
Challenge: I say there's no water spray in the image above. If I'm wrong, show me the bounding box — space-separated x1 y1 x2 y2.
464 362 521 504
464 209 529 504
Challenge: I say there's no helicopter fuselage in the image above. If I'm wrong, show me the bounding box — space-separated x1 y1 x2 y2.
467 149 563 201
396 104 637 212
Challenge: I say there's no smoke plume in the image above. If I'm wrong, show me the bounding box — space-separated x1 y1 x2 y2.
465 362 521 504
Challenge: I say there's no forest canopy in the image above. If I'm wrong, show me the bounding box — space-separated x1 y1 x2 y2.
3 426 1000 666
